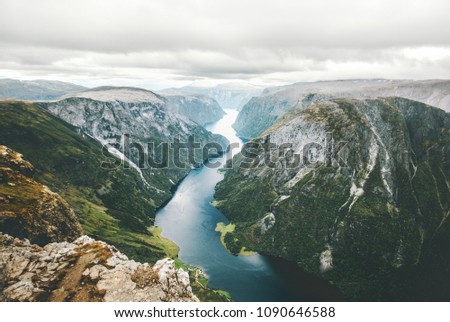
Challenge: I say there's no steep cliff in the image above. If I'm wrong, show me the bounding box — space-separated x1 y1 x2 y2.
234 79 450 139
40 87 228 190
59 86 225 126
0 145 226 302
216 97 450 300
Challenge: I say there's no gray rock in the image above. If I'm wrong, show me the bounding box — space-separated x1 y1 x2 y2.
0 234 198 302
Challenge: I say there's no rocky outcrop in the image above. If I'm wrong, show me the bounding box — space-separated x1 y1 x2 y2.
234 79 450 139
0 145 199 302
216 97 450 300
0 234 198 302
0 145 82 245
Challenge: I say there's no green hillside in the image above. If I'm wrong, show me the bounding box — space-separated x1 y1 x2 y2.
0 100 178 264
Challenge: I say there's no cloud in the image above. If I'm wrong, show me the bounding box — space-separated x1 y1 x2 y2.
1 0 450 88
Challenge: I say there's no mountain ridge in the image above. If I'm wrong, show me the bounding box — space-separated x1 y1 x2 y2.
0 79 86 101
59 86 225 127
215 96 450 300
234 79 450 139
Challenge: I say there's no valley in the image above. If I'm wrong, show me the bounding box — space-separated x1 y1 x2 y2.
155 109 342 301
1 79 449 302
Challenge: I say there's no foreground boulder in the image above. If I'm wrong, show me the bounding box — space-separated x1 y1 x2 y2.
0 233 198 302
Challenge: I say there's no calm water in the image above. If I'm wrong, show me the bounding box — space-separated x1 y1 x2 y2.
155 109 341 302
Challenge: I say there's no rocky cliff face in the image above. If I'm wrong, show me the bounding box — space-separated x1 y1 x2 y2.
216 97 450 300
234 79 450 139
0 145 82 245
40 87 228 191
60 86 225 126
0 79 86 101
0 234 198 302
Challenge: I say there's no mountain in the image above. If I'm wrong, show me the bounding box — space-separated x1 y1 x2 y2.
40 87 228 196
0 139 230 303
163 93 225 126
0 145 197 302
163 82 264 111
0 146 198 302
233 79 450 139
215 97 450 300
64 86 225 126
0 79 86 100
0 101 182 263
0 94 226 262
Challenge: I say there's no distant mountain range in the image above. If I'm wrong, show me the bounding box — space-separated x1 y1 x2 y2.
162 82 264 111
233 79 450 139
0 79 86 100
63 86 225 126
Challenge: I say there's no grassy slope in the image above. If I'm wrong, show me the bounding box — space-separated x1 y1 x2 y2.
0 100 177 264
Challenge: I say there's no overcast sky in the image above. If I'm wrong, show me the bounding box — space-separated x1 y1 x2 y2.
1 0 450 89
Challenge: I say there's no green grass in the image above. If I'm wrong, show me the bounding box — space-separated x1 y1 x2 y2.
0 100 235 301
0 100 176 264
172 259 233 302
214 290 232 301
215 222 255 256
197 277 208 288
215 222 235 245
